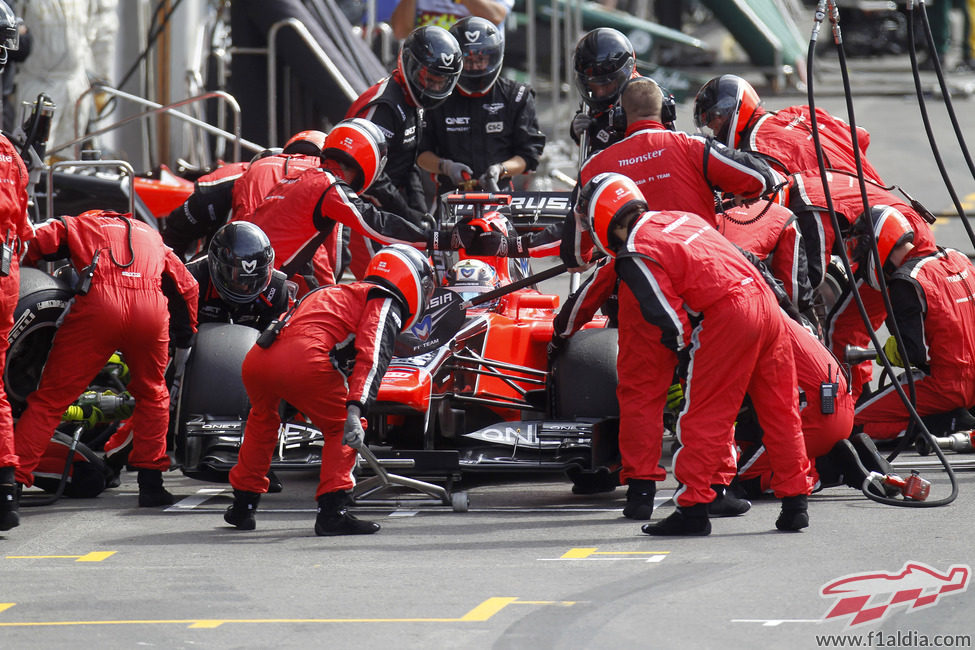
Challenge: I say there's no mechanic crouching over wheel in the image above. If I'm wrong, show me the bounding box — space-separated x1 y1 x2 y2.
224 244 436 536
14 210 199 507
579 173 813 536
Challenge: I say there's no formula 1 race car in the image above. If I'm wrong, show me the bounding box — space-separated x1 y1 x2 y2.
171 193 623 494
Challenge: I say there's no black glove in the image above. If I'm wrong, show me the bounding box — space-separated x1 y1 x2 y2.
343 404 365 449
427 228 457 251
571 112 593 139
439 159 474 186
466 231 530 257
479 164 503 193
547 334 568 363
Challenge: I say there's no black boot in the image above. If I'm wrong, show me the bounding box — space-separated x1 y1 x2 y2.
224 489 261 530
314 491 380 536
621 479 655 520
137 469 174 507
775 494 809 532
0 466 19 532
266 471 283 494
708 484 751 517
642 503 711 536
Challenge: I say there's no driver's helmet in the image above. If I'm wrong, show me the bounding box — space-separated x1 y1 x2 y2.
445 258 501 310
207 222 275 303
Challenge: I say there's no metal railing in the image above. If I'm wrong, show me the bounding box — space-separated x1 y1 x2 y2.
54 84 262 163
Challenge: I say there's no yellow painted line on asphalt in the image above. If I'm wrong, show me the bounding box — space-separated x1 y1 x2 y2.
550 547 670 562
5 551 115 562
0 597 564 629
0 604 14 613
458 597 519 621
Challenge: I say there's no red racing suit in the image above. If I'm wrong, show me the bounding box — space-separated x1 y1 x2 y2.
855 248 975 439
229 282 405 497
232 167 435 289
615 210 812 506
0 134 33 470
15 211 198 485
162 162 249 257
742 105 884 184
787 170 937 397
717 201 812 311
562 119 781 266
738 316 854 490
552 259 676 484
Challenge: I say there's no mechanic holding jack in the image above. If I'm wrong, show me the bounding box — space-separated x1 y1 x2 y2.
416 17 546 196
224 244 436 536
0 0 31 530
14 210 199 509
578 173 812 536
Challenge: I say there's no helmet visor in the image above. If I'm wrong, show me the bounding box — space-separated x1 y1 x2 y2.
211 261 270 303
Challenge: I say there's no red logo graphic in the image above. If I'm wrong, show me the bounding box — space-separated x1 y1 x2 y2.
821 562 970 626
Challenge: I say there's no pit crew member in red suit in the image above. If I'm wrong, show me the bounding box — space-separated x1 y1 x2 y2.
0 98 33 530
693 74 885 184
562 77 781 267
224 244 435 536
852 207 975 439
15 210 198 507
736 316 854 491
717 201 812 314
162 130 325 258
786 171 937 399
580 173 812 536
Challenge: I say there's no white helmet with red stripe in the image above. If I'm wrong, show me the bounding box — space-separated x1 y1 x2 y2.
322 118 388 193
577 172 648 257
363 244 436 330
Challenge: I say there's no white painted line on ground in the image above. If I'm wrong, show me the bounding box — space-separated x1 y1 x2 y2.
731 619 823 626
389 511 419 517
166 488 227 511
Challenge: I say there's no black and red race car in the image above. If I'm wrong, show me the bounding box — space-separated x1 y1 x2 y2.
171 192 622 494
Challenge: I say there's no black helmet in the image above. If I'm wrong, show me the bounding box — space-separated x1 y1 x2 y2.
397 26 463 109
0 1 19 70
573 28 636 112
449 17 504 97
207 222 275 304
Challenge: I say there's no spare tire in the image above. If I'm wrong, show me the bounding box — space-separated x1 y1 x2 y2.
174 322 258 476
551 328 619 419
5 268 72 415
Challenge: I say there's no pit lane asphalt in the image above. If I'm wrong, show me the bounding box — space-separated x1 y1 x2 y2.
4 57 975 649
